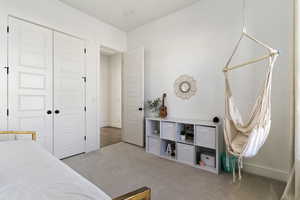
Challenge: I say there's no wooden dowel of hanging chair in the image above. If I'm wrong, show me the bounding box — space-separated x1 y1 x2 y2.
223 52 278 72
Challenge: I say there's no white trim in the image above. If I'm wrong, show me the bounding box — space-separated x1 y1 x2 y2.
109 122 121 129
295 0 300 198
99 45 123 148
243 162 289 182
100 122 121 129
101 122 110 128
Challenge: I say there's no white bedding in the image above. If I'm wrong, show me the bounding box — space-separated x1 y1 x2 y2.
0 141 111 200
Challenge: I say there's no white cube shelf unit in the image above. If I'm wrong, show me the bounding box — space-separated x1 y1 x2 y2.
146 117 223 174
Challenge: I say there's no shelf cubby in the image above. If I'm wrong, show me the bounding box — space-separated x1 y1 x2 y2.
176 123 194 145
160 139 176 160
195 146 216 170
146 119 161 138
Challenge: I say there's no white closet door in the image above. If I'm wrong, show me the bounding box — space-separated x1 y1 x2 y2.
53 32 86 159
0 68 6 130
0 52 7 130
8 18 53 152
122 48 144 146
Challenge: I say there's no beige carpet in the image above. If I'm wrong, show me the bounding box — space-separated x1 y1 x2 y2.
63 142 285 200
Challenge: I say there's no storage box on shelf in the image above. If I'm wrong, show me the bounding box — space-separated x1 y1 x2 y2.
177 142 195 165
161 122 176 141
148 137 161 156
145 117 223 174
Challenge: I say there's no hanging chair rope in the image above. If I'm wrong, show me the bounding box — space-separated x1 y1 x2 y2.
223 0 279 182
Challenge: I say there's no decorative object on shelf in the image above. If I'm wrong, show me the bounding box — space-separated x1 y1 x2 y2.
184 124 194 142
159 93 168 118
166 144 172 156
153 130 159 135
146 97 161 117
174 75 197 100
199 161 206 167
180 130 186 141
213 117 220 123
166 143 176 157
201 154 215 168
171 143 176 157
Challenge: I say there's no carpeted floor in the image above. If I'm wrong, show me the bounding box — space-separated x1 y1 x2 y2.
63 142 285 200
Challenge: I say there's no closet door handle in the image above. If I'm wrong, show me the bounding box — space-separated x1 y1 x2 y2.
54 110 60 114
46 110 52 115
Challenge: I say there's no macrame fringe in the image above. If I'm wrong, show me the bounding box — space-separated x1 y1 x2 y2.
231 153 243 183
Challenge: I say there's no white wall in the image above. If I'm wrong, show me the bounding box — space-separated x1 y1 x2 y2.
0 0 126 152
108 54 122 128
127 0 293 181
100 53 122 128
100 54 110 127
295 1 300 197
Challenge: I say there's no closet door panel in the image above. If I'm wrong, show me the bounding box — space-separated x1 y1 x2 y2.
53 32 85 159
0 53 7 130
8 18 53 152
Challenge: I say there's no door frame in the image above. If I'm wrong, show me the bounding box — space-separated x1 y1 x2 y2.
98 45 124 148
98 46 145 148
6 16 88 154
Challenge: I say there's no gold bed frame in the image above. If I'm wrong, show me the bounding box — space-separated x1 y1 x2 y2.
0 131 37 141
113 187 151 200
0 131 151 200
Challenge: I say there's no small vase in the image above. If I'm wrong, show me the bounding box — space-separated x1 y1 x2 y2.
180 135 186 141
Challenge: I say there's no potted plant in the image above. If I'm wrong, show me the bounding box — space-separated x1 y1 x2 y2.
146 98 161 117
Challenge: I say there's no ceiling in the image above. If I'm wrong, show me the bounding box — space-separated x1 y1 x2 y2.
59 0 200 31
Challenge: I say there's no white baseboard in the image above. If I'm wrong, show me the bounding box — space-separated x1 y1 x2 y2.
243 162 289 182
101 121 121 128
109 122 121 128
101 121 110 127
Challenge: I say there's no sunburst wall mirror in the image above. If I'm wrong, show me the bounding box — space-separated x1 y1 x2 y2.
174 75 197 100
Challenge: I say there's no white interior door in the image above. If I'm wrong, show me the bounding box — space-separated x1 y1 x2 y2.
8 18 53 152
53 32 86 159
122 48 144 146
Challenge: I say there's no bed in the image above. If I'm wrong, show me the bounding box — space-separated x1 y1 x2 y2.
0 131 150 200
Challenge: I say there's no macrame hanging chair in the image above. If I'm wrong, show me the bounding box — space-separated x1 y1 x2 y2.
223 0 279 181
